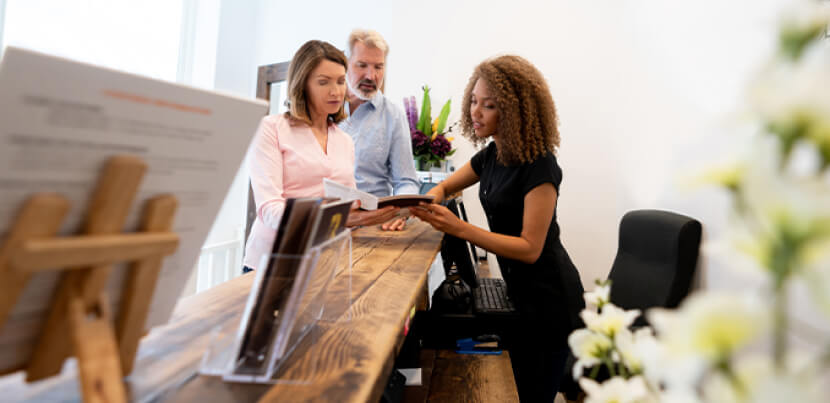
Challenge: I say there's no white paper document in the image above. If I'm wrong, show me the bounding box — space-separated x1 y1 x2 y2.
323 178 378 210
0 47 268 370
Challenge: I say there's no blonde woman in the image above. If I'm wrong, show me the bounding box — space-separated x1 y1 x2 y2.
412 55 585 401
243 40 399 272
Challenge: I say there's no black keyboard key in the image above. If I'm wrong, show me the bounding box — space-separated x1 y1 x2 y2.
474 278 516 314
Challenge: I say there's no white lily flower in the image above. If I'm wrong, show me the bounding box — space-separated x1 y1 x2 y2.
778 0 830 60
581 304 641 338
749 367 824 403
656 352 709 394
804 266 830 320
615 327 659 375
700 372 742 403
659 390 702 403
690 160 747 192
780 0 830 28
616 328 707 393
568 328 613 379
648 292 768 364
707 139 830 278
584 282 612 308
751 45 830 157
580 376 655 403
701 353 823 403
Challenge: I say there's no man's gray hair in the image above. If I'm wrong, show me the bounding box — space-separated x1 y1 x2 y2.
346 29 389 59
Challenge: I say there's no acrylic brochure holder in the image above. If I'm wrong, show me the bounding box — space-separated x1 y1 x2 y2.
200 228 352 384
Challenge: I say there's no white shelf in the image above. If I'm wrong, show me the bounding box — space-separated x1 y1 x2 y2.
416 170 450 184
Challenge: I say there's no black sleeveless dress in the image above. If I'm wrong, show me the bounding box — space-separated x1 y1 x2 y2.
471 142 585 401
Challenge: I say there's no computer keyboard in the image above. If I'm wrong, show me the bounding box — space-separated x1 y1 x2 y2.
473 278 517 315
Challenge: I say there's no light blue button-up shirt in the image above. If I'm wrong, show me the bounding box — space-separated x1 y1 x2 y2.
339 92 420 197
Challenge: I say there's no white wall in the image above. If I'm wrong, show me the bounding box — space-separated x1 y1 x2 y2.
247 0 792 288
202 0 262 246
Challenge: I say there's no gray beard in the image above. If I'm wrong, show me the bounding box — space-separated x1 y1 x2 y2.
347 79 377 101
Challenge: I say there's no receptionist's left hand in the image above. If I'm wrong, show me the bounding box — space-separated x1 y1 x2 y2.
410 202 465 236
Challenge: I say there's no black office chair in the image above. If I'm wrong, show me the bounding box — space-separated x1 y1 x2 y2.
608 209 702 326
560 209 702 400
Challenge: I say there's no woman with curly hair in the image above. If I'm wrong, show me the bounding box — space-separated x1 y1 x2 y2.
411 55 584 401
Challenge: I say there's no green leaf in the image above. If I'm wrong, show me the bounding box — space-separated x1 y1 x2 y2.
780 25 825 61
436 99 451 134
418 86 432 136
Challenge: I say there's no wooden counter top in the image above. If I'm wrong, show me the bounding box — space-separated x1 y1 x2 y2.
0 221 443 402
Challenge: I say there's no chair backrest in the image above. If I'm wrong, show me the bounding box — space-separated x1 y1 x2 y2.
607 209 702 325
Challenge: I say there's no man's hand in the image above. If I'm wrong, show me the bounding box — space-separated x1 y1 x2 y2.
381 217 407 231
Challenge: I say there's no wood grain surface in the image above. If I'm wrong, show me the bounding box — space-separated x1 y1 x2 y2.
0 221 442 402
427 350 519 403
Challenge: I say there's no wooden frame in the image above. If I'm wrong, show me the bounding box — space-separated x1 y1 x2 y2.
0 155 179 403
256 62 290 101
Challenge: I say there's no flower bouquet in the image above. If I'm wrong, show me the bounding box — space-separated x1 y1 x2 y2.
404 85 456 171
567 2 830 402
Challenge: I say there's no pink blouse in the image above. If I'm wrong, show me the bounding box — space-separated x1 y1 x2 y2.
243 114 356 270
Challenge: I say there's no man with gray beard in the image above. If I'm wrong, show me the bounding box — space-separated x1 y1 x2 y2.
338 29 419 231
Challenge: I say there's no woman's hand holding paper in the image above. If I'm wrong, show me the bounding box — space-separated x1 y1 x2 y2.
346 200 400 227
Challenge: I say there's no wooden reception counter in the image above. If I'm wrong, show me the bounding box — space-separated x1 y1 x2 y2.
0 221 443 402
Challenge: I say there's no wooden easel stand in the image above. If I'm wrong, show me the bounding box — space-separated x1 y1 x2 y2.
0 155 179 403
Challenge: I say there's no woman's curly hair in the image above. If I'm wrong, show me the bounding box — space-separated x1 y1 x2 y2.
460 55 560 165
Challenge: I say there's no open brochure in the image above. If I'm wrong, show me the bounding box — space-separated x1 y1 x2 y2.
322 178 434 210
0 47 268 371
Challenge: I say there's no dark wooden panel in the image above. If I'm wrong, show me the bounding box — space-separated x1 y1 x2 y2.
255 62 290 101
427 350 519 403
401 349 436 403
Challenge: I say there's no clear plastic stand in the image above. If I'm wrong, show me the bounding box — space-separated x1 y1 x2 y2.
200 229 352 384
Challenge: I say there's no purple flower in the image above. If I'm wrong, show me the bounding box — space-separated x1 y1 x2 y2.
412 130 453 161
411 130 428 148
429 135 452 158
403 97 418 133
409 96 418 131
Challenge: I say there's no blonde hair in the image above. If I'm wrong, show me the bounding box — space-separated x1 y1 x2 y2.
460 55 560 166
285 40 348 125
346 29 389 58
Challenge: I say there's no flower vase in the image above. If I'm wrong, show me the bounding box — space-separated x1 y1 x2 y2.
417 159 433 171
429 161 446 172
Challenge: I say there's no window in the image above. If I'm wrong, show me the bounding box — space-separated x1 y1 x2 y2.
3 0 184 81
0 0 6 51
1 0 237 297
